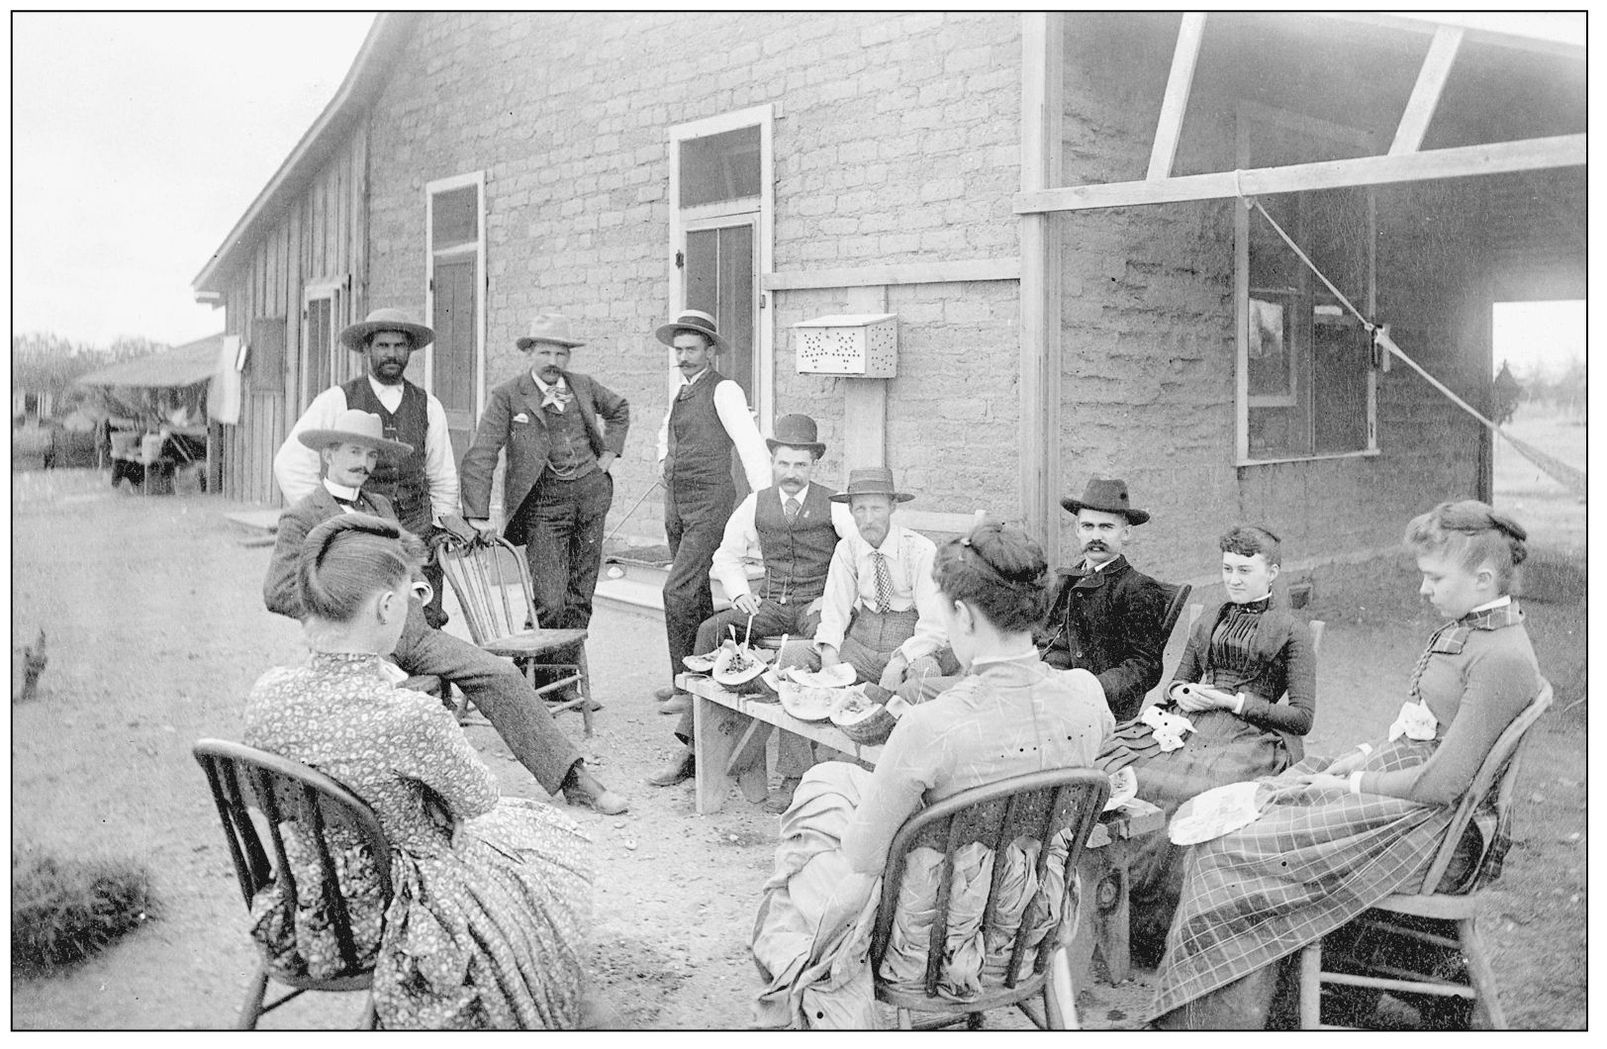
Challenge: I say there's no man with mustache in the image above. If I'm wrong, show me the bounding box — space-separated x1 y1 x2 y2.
275 308 458 627
649 414 853 788
460 314 629 632
264 408 629 814
1037 477 1171 721
652 309 772 717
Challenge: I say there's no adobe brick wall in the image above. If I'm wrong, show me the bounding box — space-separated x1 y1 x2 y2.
362 10 1025 538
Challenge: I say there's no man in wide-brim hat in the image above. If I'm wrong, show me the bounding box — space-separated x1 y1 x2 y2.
650 308 772 715
649 412 853 789
276 307 459 627
460 313 629 634
263 406 630 815
1039 477 1171 721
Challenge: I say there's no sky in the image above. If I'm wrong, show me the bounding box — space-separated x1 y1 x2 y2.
10 12 375 347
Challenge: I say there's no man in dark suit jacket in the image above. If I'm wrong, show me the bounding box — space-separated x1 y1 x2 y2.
461 314 629 631
265 408 629 815
1038 477 1172 721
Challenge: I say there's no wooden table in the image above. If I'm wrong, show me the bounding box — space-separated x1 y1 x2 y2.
677 671 1167 984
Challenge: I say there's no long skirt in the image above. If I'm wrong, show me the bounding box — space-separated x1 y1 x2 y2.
1149 736 1453 1025
1122 710 1293 964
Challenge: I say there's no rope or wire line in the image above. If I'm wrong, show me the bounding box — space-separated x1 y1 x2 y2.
1248 197 1375 332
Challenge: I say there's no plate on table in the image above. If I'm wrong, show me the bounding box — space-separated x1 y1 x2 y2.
1104 766 1137 812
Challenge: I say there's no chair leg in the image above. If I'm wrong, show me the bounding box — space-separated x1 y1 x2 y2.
1459 918 1507 1029
897 1007 913 1030
1045 945 1079 1030
576 645 594 738
236 962 271 1029
1299 940 1323 1029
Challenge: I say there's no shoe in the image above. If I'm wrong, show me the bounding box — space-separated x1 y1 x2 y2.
647 751 695 787
653 685 678 702
658 692 692 715
764 776 802 815
563 784 630 816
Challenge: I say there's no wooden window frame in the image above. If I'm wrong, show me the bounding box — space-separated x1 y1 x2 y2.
423 170 487 424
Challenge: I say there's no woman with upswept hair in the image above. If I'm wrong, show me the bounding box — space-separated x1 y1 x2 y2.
243 513 596 1029
1151 501 1542 1028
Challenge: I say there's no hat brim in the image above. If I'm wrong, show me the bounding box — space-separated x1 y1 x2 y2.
516 335 585 350
297 428 414 458
339 320 435 353
830 490 915 503
1059 496 1149 525
765 438 825 456
655 321 727 352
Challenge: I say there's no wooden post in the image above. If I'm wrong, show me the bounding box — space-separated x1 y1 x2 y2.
1020 12 1064 564
1146 13 1207 181
841 285 888 476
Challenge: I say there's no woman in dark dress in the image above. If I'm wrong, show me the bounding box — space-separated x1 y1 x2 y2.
1104 525 1316 963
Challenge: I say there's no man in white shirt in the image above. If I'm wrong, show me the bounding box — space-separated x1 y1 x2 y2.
779 466 947 690
649 414 853 788
275 308 459 627
653 309 772 714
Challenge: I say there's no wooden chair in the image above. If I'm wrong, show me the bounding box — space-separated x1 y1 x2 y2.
869 767 1111 1030
435 533 594 736
1297 679 1555 1030
193 739 393 1029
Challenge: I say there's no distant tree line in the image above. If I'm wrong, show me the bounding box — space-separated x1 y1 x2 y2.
12 333 170 418
1501 356 1586 419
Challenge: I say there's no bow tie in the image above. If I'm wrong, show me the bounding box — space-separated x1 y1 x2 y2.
541 385 573 412
333 496 359 508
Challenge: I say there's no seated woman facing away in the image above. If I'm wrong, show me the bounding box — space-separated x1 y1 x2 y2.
243 513 595 1030
750 523 1115 1029
1150 501 1542 1028
1103 525 1316 964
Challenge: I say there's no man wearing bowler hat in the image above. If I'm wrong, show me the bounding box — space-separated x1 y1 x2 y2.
276 307 458 627
461 314 630 632
1038 477 1171 721
652 309 773 714
649 413 853 788
264 408 629 814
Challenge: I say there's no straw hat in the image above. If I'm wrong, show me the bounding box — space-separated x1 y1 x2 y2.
296 408 413 457
829 466 914 504
516 313 585 350
339 308 435 353
654 309 727 352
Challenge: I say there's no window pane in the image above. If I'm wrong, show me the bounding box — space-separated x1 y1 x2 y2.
306 298 333 394
432 186 478 249
1312 308 1369 453
680 126 760 208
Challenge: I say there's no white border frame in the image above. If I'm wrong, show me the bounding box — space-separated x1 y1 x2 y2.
668 104 775 430
423 170 487 427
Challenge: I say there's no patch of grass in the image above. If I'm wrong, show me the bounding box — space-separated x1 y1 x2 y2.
12 850 157 975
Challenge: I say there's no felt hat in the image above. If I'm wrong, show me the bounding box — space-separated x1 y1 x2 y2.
516 313 585 350
296 408 413 458
830 466 914 504
654 309 728 352
765 413 825 457
1060 477 1150 525
339 308 434 353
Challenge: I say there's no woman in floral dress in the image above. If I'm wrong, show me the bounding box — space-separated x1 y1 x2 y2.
244 513 594 1029
1151 501 1543 1027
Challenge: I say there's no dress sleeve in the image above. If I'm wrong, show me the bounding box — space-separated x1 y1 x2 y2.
1360 643 1539 805
275 387 346 504
1165 614 1209 701
840 710 938 874
1239 620 1316 736
389 696 499 820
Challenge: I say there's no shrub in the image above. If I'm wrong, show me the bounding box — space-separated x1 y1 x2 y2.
12 851 157 974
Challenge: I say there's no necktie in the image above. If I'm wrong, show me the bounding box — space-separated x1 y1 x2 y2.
871 550 894 613
541 385 572 412
784 497 800 522
334 497 356 508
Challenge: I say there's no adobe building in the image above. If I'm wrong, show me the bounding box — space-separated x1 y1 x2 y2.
193 12 1583 606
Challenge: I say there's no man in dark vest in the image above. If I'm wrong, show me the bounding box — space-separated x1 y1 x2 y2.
649 413 853 787
653 309 772 716
275 307 456 628
460 313 629 632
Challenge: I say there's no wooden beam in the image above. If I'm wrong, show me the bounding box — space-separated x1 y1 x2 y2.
1316 12 1584 62
1146 13 1207 180
760 258 1019 291
1389 25 1463 155
1014 134 1586 214
1019 12 1064 566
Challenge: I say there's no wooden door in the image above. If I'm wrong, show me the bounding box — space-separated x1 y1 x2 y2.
684 219 757 494
432 255 477 460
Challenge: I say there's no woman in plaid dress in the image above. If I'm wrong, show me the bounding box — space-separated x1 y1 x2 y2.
1103 526 1316 965
1151 502 1542 1027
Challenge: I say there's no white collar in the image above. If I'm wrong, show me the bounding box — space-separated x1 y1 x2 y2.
969 647 1039 668
1469 595 1512 614
322 478 363 502
679 368 710 388
857 525 906 557
368 375 404 399
532 372 568 393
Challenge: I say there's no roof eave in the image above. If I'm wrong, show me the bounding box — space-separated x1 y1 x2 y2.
191 12 418 297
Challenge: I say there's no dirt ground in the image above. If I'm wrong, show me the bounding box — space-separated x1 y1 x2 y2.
8 413 1587 1029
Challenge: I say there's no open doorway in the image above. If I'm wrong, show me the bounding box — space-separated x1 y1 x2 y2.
1489 299 1584 554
